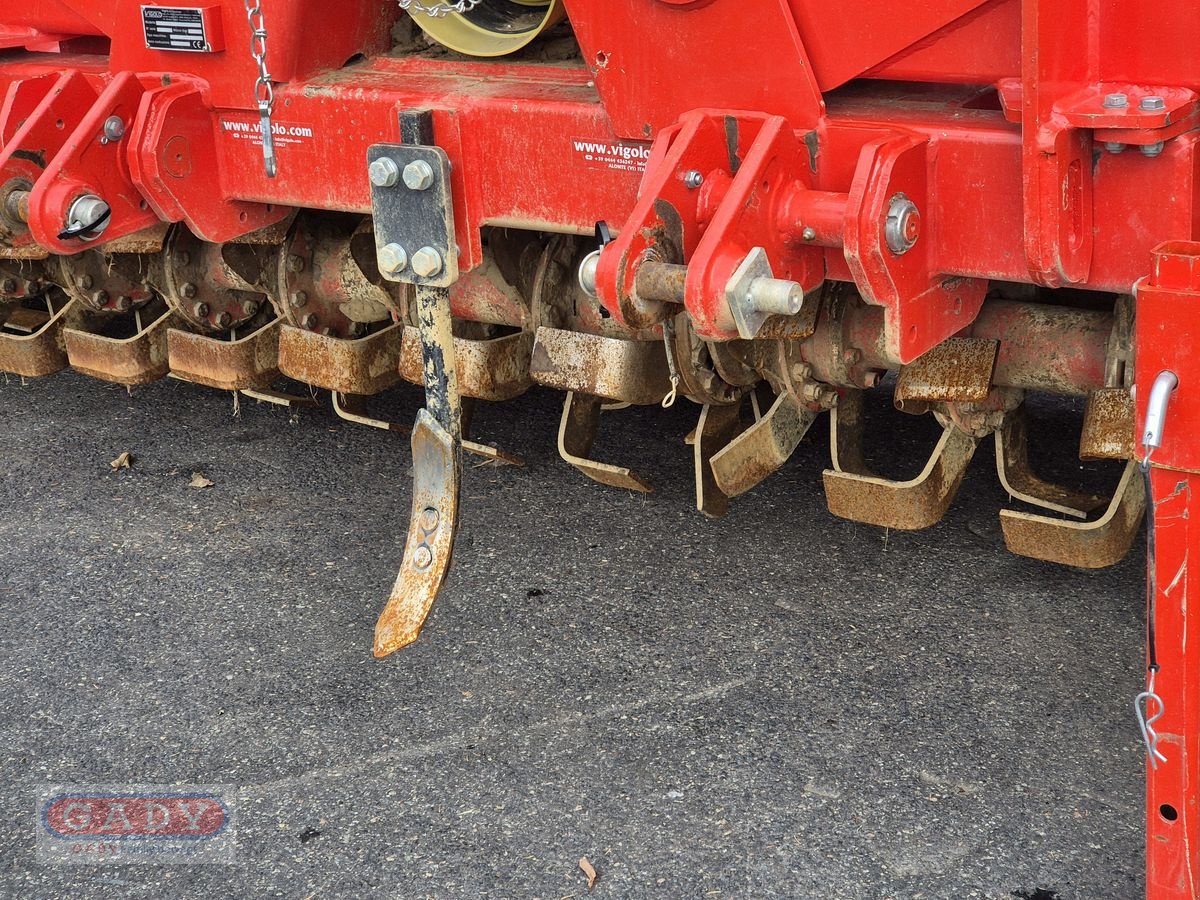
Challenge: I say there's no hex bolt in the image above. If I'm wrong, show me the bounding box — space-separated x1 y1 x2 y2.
77 274 94 290
420 507 440 531
91 289 110 306
1142 141 1166 158
0 277 16 294
745 276 803 316
180 282 198 300
242 299 259 317
801 226 818 242
411 246 444 278
192 301 210 319
114 295 132 312
683 170 704 189
378 243 409 277
1105 141 1126 154
884 193 921 255
103 115 125 142
402 159 435 191
289 290 309 309
801 382 826 403
413 545 433 569
1103 92 1129 109
286 254 306 273
216 311 233 328
368 157 401 188
1140 96 1166 112
301 313 318 330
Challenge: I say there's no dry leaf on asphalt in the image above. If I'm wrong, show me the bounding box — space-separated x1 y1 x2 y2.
189 472 215 489
110 452 133 470
578 857 597 890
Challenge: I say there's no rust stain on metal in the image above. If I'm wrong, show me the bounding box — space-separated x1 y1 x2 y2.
530 326 671 405
167 319 282 391
710 392 816 498
0 297 81 377
823 424 978 530
399 326 533 401
1000 460 1145 568
63 309 180 385
1080 387 1135 460
278 321 403 394
895 337 998 404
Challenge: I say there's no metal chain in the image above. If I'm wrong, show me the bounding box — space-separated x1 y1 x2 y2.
399 0 484 19
243 0 277 177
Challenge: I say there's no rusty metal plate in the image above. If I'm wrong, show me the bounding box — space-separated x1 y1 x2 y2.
63 309 179 385
167 319 282 391
895 337 999 404
1000 460 1144 569
1080 387 1135 460
0 299 82 377
374 409 461 658
823 424 979 530
693 403 746 518
278 322 402 395
710 392 817 498
530 326 671 405
399 327 533 402
558 391 653 493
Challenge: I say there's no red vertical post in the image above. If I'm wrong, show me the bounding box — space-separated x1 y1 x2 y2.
1136 242 1200 900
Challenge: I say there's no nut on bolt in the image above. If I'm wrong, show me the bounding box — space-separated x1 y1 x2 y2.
402 159 435 191
411 246 444 278
289 290 308 309
378 243 409 277
369 157 401 188
192 301 210 319
683 170 704 189
884 193 921 255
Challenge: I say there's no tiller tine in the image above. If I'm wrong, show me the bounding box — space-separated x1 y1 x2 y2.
999 460 1145 568
1079 387 1135 461
823 404 979 530
277 321 404 396
166 317 283 391
0 296 81 377
63 304 180 385
375 285 463 657
994 404 1107 519
693 402 746 518
709 391 817 501
557 391 653 492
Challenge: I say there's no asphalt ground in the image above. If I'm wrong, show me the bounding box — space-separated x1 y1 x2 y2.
0 370 1144 899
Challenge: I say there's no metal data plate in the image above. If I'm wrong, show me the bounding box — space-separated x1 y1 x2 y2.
141 6 224 53
368 143 458 289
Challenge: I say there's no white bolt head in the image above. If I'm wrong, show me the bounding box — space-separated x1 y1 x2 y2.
369 157 401 188
378 243 408 275
411 246 444 278
403 159 436 191
1103 92 1129 109
1140 96 1166 112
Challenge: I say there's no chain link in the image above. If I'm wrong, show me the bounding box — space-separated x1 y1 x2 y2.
399 0 484 19
243 0 277 177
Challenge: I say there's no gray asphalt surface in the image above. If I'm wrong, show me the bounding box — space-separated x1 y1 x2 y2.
0 371 1143 899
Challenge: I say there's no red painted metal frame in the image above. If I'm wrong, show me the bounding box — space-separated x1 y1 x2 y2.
3 2 1200 896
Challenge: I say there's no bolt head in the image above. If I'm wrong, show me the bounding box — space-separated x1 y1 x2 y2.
0 277 17 294
369 157 401 188
801 226 817 242
413 545 433 569
216 311 233 329
301 314 318 330
103 115 125 141
884 194 921 256
378 243 409 276
1142 141 1166 158
1104 141 1126 154
411 246 444 279
683 170 704 189
1140 95 1166 112
286 254 306 274
91 289 110 306
242 299 259 317
420 507 440 531
402 159 435 191
192 301 209 319
78 274 94 290
289 290 308 309
114 295 132 312
1103 92 1129 109
180 282 198 300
